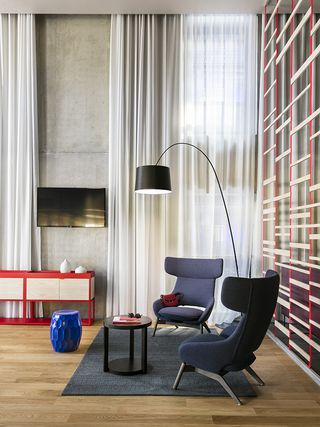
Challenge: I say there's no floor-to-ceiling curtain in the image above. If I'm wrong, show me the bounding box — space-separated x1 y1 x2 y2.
107 14 183 317
107 14 258 324
0 14 40 318
181 15 258 323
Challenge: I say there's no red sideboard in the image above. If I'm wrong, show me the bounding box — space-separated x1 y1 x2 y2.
0 270 95 325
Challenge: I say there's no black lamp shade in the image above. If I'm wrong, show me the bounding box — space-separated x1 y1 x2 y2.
135 165 172 194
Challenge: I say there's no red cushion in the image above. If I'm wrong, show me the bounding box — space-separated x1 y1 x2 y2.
160 293 181 307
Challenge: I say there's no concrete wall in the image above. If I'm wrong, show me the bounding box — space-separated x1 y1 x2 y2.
37 15 110 318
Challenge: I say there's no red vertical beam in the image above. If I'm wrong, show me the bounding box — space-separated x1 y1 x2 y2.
288 0 295 351
23 275 27 322
273 3 280 336
308 0 314 369
88 277 92 325
275 4 279 274
263 3 267 276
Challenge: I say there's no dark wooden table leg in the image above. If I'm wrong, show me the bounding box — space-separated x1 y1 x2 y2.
141 326 147 373
104 326 109 372
129 329 134 360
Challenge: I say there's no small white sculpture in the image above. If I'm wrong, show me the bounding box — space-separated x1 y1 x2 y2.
75 265 87 273
60 259 71 273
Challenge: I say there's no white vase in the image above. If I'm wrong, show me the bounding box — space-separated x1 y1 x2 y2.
60 259 71 273
75 265 87 274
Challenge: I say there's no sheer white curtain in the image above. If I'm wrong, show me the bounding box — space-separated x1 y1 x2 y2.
0 14 41 318
180 15 258 323
107 14 258 324
107 14 183 316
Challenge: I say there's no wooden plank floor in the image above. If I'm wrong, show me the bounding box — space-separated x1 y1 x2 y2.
0 323 319 427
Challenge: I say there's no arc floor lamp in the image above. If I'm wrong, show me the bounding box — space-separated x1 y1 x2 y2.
135 142 239 277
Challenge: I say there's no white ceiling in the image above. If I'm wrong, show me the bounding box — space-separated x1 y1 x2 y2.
0 0 266 14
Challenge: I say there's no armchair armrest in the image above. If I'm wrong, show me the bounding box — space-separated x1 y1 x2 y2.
198 297 215 323
179 335 234 374
153 298 163 317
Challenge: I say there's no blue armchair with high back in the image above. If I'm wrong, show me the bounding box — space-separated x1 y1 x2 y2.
152 257 224 336
172 270 280 405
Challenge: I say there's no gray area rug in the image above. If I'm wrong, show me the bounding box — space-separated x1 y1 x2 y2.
63 327 257 397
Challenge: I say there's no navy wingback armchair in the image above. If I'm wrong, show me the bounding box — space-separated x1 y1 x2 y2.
173 270 280 405
153 257 223 336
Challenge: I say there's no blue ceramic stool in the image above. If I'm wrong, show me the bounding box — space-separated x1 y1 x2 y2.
50 309 82 352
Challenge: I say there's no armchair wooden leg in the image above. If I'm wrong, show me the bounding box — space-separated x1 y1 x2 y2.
245 366 265 386
173 362 186 390
200 324 204 334
196 368 242 405
152 318 159 337
202 322 211 333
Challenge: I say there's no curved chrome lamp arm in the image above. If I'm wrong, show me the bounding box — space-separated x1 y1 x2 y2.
135 142 239 277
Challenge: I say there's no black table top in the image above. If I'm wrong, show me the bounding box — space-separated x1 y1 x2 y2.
104 315 152 330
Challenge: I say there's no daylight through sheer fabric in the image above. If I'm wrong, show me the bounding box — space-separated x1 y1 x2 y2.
107 15 259 324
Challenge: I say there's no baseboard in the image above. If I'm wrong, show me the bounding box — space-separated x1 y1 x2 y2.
267 331 320 386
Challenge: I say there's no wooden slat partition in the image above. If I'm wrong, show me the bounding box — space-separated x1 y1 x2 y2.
274 192 290 202
290 174 311 186
290 277 310 289
310 128 320 140
290 153 310 167
275 148 290 162
265 0 283 31
290 212 310 219
264 50 277 72
310 233 320 239
291 43 320 84
276 0 304 43
263 0 320 379
275 320 290 336
264 80 276 98
310 182 320 192
264 175 276 185
289 340 310 361
276 117 291 134
264 107 277 122
311 17 320 35
265 28 277 51
290 201 320 211
276 7 311 64
290 107 320 135
291 312 310 328
290 242 310 250
277 84 310 121
264 144 277 155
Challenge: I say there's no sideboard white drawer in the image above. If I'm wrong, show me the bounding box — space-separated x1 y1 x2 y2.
59 278 93 300
27 278 60 300
0 278 24 299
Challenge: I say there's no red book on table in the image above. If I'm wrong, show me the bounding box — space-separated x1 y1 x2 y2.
112 316 141 324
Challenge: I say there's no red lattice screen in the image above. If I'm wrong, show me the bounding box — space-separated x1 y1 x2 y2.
263 0 320 377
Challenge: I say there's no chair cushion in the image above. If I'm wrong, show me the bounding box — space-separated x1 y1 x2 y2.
178 332 233 374
158 306 203 321
220 324 237 338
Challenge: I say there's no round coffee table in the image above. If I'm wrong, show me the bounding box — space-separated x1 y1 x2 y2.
104 315 152 375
